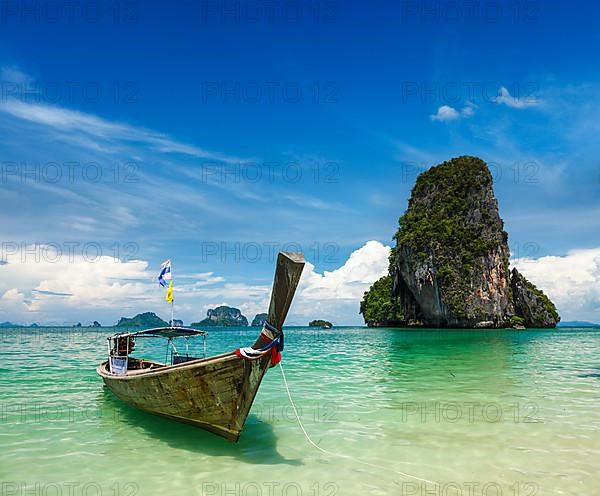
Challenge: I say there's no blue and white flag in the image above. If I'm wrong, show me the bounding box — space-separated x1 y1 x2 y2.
158 260 172 287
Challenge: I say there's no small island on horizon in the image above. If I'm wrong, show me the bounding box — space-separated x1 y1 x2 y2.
191 306 249 327
251 313 268 327
309 319 333 328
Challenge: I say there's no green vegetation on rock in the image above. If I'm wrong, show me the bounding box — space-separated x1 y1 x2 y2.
394 157 500 257
359 276 404 326
510 316 525 326
510 268 560 327
524 278 560 323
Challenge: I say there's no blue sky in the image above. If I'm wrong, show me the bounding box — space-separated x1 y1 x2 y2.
1 0 599 325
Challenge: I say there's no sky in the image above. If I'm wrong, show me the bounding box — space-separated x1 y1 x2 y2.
0 0 599 325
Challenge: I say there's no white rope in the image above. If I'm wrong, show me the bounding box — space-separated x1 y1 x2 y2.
278 362 442 488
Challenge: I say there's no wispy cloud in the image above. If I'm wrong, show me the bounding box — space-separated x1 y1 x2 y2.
0 98 247 163
0 67 346 246
285 194 352 212
31 289 73 297
496 86 541 109
1 66 33 84
430 84 541 121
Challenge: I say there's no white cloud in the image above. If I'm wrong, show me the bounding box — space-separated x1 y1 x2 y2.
0 245 153 324
430 103 476 122
496 86 540 109
179 241 392 325
0 288 29 314
512 248 600 323
288 240 391 324
0 245 227 325
430 105 461 121
298 240 390 300
0 241 392 326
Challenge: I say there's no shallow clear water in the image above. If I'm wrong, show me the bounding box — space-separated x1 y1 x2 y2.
1 327 599 496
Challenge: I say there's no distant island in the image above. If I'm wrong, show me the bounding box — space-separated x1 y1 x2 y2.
0 322 40 328
309 319 332 328
117 312 168 327
191 306 248 327
558 321 599 327
251 313 268 327
360 156 560 329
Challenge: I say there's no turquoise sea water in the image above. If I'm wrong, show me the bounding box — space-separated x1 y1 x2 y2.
1 327 599 496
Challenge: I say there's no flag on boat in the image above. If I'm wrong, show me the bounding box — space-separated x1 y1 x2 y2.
158 260 172 287
165 281 174 303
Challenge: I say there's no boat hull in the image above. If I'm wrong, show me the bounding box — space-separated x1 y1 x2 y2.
98 351 272 441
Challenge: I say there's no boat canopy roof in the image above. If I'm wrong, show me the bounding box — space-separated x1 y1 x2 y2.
111 327 208 339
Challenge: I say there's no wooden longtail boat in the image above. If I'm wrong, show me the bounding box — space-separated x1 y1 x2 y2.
97 252 305 441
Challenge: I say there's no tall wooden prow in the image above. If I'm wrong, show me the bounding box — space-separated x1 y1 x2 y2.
253 251 305 349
